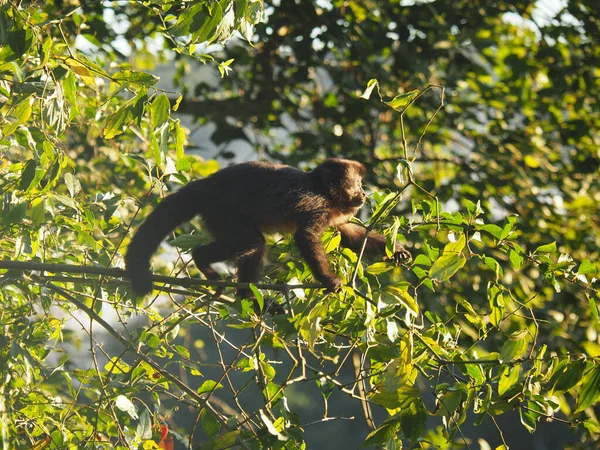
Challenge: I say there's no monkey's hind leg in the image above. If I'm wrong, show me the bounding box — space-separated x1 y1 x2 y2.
235 234 285 314
191 241 236 281
191 224 279 312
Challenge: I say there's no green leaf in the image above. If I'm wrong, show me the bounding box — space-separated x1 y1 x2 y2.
477 223 503 239
488 283 505 327
137 410 152 440
104 105 135 139
201 431 241 450
151 93 170 128
300 303 327 350
249 284 263 311
499 336 528 363
28 198 45 226
104 357 131 374
547 358 586 394
386 217 401 258
113 70 159 87
170 3 206 36
577 260 596 276
464 199 483 217
19 159 37 191
386 285 419 316
369 386 419 409
464 362 485 385
176 156 193 172
498 364 520 396
575 365 600 413
509 249 524 270
3 202 28 227
360 421 399 447
4 98 33 136
444 234 466 254
263 381 282 403
483 256 503 276
104 91 147 139
455 296 478 317
175 121 186 159
384 89 419 111
174 345 190 359
534 241 557 253
366 261 394 274
400 400 427 442
369 191 400 225
520 400 543 432
412 254 431 267
7 28 34 58
63 72 77 105
169 233 207 251
64 173 81 197
323 230 341 253
507 329 529 340
582 419 600 434
201 409 221 437
53 194 78 211
198 380 223 395
430 253 466 282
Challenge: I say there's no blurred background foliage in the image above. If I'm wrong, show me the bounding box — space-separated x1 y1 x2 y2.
0 0 599 449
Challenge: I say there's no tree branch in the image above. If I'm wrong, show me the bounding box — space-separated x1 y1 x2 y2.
0 260 323 292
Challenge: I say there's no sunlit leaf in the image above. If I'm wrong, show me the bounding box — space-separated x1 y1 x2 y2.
115 395 138 419
114 70 159 87
360 421 399 448
499 336 528 363
575 365 600 414
150 93 171 128
534 242 557 253
384 89 419 111
198 380 223 395
498 364 520 395
366 261 394 274
430 253 466 282
359 79 379 100
520 400 543 432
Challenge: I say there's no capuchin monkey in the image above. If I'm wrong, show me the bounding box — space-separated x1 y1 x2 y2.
125 158 411 303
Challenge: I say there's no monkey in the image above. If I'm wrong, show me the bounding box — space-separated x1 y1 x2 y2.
125 158 411 304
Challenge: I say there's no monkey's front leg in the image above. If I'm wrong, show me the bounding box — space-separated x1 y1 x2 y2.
294 229 343 293
337 223 411 262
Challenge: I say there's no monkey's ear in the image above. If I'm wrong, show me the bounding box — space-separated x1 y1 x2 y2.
315 159 341 186
355 162 366 178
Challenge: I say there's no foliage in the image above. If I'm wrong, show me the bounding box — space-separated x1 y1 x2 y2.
1 1 599 449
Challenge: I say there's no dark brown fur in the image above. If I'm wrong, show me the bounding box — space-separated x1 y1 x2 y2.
125 158 410 299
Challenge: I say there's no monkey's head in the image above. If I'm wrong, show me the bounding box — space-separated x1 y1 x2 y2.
314 159 367 211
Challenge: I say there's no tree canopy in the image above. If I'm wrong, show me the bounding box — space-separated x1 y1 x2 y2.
1 0 599 449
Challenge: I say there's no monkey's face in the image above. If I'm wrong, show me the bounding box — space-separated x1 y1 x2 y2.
316 159 367 212
345 175 367 207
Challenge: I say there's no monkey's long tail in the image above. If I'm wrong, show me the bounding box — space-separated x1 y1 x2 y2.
125 181 204 297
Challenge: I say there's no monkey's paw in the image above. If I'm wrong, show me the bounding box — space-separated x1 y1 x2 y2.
323 275 344 293
393 245 412 264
